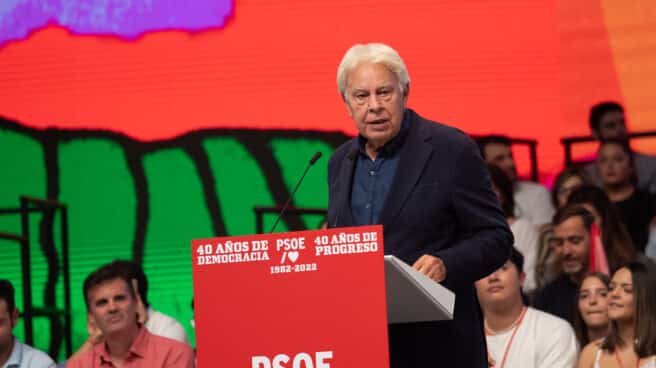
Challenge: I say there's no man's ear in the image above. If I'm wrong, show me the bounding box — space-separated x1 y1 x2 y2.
403 83 410 101
518 271 526 288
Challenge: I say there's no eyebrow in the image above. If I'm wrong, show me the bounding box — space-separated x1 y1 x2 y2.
581 287 607 292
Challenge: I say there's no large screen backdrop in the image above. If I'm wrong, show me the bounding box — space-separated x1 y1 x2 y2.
0 0 655 359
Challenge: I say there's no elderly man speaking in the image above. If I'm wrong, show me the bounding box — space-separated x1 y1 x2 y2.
327 43 513 367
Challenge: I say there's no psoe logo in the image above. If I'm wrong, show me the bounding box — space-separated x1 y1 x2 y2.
252 351 333 368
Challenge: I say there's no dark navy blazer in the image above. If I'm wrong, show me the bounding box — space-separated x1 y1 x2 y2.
327 109 513 368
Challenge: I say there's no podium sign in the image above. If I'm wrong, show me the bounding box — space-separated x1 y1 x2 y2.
191 225 389 367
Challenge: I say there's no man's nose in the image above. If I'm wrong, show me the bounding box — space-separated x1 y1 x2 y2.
367 95 382 111
589 293 598 305
487 271 500 282
562 242 574 255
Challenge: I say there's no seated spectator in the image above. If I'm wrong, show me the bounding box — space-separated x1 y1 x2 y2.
488 164 540 292
534 205 595 325
577 261 656 367
574 273 611 347
0 280 56 368
583 101 656 194
534 167 590 289
477 135 555 226
552 167 589 209
476 247 578 368
595 139 656 252
70 260 190 361
66 262 194 368
567 185 636 271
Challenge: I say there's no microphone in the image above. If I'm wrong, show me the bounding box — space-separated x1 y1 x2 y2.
269 151 323 233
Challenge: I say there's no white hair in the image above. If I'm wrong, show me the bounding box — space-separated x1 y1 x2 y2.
336 43 410 100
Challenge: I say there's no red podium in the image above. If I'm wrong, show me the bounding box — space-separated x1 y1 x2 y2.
191 225 389 367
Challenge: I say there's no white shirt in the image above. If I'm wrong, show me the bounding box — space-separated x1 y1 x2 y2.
514 181 555 227
2 337 56 368
646 227 656 260
145 307 190 344
510 219 540 293
486 307 578 368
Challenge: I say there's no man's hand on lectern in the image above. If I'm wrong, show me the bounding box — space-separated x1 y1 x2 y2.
412 254 446 282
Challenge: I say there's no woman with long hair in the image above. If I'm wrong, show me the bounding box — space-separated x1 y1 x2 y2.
552 167 589 209
575 273 611 347
596 139 656 252
578 261 656 367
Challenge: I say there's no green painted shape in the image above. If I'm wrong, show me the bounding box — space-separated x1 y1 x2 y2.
143 148 215 347
204 137 280 235
0 127 340 358
0 129 45 230
58 138 136 355
0 129 50 350
270 139 333 230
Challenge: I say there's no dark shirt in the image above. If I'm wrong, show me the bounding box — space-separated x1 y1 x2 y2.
351 116 409 226
613 189 656 252
533 274 578 326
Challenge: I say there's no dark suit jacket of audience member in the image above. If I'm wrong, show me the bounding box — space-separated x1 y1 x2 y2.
533 274 578 326
327 109 513 368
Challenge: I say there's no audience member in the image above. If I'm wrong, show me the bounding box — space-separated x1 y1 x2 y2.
583 101 656 194
575 273 611 347
534 167 590 290
476 247 578 368
66 262 194 368
577 261 656 368
70 260 190 362
534 205 595 325
567 185 637 270
477 135 555 226
595 139 656 252
0 280 56 368
488 164 540 292
552 167 589 209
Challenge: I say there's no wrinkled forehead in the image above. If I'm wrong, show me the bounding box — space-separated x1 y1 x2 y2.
346 62 400 89
553 216 588 237
88 277 132 302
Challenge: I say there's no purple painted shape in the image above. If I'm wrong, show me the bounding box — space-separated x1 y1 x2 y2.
0 0 233 46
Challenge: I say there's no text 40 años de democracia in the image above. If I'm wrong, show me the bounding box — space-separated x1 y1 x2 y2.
196 239 270 265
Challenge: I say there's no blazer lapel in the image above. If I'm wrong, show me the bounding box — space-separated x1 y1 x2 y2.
333 142 357 227
378 117 434 228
